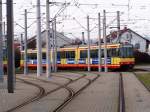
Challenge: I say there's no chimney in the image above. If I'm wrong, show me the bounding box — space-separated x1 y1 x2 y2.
82 32 85 44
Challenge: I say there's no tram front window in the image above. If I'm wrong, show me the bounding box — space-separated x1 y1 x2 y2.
120 47 133 58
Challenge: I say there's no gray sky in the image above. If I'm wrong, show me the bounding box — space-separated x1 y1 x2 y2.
3 0 150 40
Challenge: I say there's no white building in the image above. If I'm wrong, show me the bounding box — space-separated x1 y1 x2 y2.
109 27 150 53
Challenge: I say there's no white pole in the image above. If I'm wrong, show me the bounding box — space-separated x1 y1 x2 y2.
98 13 102 72
87 15 90 72
0 0 3 82
24 9 28 75
46 0 51 77
103 10 108 72
36 0 42 77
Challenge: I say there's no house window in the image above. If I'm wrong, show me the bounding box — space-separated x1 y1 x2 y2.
134 43 140 49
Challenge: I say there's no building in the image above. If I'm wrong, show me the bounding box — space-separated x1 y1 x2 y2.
108 27 150 53
27 29 72 49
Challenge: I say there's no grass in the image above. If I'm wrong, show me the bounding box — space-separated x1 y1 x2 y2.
136 73 150 89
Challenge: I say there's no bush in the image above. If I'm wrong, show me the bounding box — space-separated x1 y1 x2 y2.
134 50 150 64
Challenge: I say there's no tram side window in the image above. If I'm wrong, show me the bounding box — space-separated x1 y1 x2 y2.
107 49 111 57
96 49 104 58
70 51 75 58
120 47 133 58
60 51 65 59
127 47 133 57
110 48 119 57
28 53 37 59
42 53 46 59
3 49 7 60
57 51 61 59
90 49 98 58
80 50 87 58
21 53 24 60
120 47 126 58
101 49 104 58
66 51 75 59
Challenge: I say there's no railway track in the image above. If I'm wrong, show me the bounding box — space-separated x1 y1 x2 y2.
5 72 93 112
52 72 100 112
6 78 46 112
118 73 125 112
25 72 100 112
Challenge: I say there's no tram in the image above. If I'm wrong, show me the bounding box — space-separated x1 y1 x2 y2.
20 43 135 70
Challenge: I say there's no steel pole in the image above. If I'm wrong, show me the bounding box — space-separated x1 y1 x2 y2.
3 22 6 49
52 21 54 72
24 9 28 75
46 0 51 77
36 0 42 77
103 10 108 72
20 33 23 51
7 0 14 93
0 0 3 82
87 15 90 72
117 11 120 43
98 13 102 72
54 18 57 72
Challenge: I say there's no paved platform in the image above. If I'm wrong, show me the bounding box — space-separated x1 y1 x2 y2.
61 72 119 112
1 72 150 112
0 77 39 112
122 72 150 112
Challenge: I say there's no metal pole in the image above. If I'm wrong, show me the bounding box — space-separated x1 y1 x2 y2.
128 0 130 20
0 0 3 82
7 0 14 93
52 21 54 72
98 13 102 72
20 33 23 51
103 10 108 72
3 22 7 67
3 22 6 49
117 11 120 43
24 9 28 75
36 0 42 77
46 0 51 77
54 18 57 72
87 15 90 72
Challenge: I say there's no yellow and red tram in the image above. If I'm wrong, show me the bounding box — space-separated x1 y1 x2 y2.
20 43 135 70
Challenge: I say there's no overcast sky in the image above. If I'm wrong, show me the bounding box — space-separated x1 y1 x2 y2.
3 0 150 40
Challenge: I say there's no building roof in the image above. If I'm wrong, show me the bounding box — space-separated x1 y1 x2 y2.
27 29 72 49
